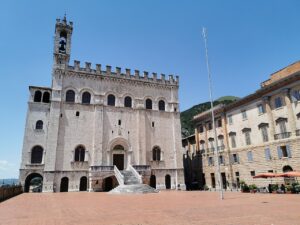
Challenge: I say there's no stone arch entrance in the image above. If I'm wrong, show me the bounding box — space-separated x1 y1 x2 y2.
102 176 118 192
109 138 131 170
165 174 171 189
79 176 88 191
150 175 156 189
60 177 69 192
24 173 43 193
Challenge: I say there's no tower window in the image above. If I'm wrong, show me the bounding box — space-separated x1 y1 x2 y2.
74 145 85 162
82 92 91 104
152 122 155 127
35 120 43 130
107 94 116 106
118 120 121 126
59 31 67 53
34 90 42 102
76 111 80 117
31 146 43 164
145 99 152 109
66 90 75 103
152 146 161 161
124 96 132 108
158 100 165 111
42 92 50 103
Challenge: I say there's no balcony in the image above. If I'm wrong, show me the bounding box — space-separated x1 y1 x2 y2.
217 145 225 152
296 129 300 136
274 132 291 140
207 147 215 153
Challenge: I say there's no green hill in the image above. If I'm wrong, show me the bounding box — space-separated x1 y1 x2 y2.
180 96 239 137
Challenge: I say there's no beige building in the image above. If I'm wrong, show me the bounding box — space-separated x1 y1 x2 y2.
19 17 184 192
193 61 300 190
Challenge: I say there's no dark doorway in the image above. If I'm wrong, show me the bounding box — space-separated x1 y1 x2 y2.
221 172 227 189
150 175 156 189
79 176 88 191
103 177 113 192
283 165 294 185
165 174 171 189
24 173 43 192
113 154 124 170
211 173 216 188
60 177 69 192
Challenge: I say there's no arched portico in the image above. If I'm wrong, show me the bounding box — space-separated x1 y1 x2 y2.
108 138 131 170
24 173 43 193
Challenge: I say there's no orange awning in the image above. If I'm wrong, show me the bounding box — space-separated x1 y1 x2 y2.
253 173 283 178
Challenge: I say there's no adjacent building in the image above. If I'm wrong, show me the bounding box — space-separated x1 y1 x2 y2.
193 61 300 189
19 17 184 192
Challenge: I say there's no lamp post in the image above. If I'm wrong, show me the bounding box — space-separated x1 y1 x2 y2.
202 27 224 200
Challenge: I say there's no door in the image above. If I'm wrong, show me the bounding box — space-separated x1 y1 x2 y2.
221 172 227 189
113 154 124 170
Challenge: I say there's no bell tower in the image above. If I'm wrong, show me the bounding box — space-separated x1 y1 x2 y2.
53 15 73 66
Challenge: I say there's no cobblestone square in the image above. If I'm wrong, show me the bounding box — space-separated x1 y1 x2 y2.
1 191 300 225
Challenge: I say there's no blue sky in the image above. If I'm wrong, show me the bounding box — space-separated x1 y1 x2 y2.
1 0 300 178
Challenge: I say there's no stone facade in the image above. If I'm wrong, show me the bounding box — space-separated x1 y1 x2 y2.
193 61 300 190
19 17 184 192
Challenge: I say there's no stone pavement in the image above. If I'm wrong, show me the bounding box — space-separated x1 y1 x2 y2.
0 191 300 225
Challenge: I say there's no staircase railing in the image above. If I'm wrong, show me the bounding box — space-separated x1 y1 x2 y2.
128 165 142 184
114 165 124 185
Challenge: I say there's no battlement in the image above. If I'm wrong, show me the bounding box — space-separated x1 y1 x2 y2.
68 60 179 86
55 16 73 29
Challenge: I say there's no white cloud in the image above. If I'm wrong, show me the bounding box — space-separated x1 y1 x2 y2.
0 160 14 171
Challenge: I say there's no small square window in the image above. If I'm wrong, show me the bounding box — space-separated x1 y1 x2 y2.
152 122 155 127
257 104 265 114
274 97 283 108
241 110 247 120
250 171 255 176
76 111 80 117
228 115 233 125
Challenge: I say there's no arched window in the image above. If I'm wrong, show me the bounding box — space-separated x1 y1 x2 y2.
35 120 43 130
145 99 152 109
107 94 115 106
152 146 161 161
42 92 50 103
124 96 132 108
74 145 85 162
31 146 43 164
59 31 67 54
113 145 125 150
66 90 75 103
34 91 42 102
158 100 165 111
82 92 91 104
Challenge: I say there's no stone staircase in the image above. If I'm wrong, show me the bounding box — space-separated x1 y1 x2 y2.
109 166 159 194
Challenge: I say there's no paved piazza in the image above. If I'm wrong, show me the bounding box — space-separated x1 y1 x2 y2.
0 191 300 225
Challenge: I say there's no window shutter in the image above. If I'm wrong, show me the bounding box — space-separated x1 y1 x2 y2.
277 146 283 159
291 91 297 102
265 148 270 160
230 154 233 164
287 145 292 158
237 154 240 163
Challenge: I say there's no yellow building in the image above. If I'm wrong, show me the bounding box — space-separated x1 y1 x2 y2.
193 61 300 190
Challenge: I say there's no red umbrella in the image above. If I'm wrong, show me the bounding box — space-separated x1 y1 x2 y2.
253 173 283 178
282 171 300 177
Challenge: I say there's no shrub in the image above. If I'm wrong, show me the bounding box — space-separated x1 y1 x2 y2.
249 184 257 190
240 180 250 192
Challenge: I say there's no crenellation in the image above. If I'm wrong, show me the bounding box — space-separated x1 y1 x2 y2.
152 73 157 81
85 62 91 72
175 75 179 83
143 71 149 79
135 70 140 78
106 65 112 75
161 74 165 81
116 67 121 76
125 68 131 78
169 75 174 83
74 60 80 71
96 64 101 74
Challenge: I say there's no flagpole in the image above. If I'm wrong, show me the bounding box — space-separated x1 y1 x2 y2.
202 27 224 200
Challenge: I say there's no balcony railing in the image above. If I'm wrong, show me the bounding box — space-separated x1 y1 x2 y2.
296 129 300 136
217 145 225 151
207 147 215 153
274 132 291 140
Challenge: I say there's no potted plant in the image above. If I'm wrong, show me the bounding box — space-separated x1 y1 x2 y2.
249 184 257 193
240 181 250 193
286 185 292 194
271 184 279 193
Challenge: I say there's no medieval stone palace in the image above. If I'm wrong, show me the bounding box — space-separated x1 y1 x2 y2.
19 16 184 192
